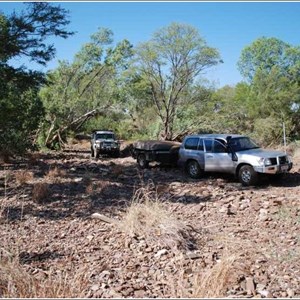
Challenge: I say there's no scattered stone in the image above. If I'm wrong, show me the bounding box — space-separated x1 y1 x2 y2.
154 249 168 258
259 209 269 221
246 277 256 295
287 289 295 298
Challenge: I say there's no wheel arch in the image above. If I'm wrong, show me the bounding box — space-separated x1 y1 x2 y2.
185 158 199 170
235 163 253 177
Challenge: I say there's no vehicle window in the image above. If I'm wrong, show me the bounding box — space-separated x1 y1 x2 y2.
184 138 199 150
204 139 213 152
198 138 204 151
96 133 114 140
213 140 227 153
228 137 259 152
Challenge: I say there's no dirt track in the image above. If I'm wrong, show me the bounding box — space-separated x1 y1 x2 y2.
1 141 300 298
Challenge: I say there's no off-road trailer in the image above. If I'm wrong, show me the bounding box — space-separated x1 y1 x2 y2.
132 140 181 168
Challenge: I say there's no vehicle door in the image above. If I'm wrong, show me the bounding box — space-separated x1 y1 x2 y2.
182 137 205 169
204 139 235 173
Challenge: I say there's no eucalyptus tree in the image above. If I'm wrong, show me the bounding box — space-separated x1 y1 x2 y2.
134 22 222 140
40 28 133 148
238 37 300 142
0 2 73 156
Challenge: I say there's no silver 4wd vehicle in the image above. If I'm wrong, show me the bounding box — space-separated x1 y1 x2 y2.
178 134 293 186
90 130 120 158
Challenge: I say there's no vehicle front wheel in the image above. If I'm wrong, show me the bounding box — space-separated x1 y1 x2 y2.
186 160 202 179
137 153 149 169
238 165 258 186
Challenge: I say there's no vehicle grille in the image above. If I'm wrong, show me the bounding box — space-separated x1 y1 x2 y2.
279 156 288 165
270 158 277 165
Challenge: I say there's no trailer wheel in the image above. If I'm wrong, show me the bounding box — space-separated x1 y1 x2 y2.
137 153 149 169
186 160 203 179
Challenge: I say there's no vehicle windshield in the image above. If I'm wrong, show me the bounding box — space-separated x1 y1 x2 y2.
95 133 115 140
228 137 260 152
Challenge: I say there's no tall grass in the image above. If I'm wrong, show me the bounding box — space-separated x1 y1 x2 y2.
0 259 89 297
120 183 193 250
191 254 237 298
0 243 89 298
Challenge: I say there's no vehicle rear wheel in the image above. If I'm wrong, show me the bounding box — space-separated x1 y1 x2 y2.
137 153 149 169
238 165 258 186
186 160 202 179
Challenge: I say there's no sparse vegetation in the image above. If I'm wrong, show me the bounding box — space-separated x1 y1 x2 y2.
0 254 89 298
32 182 50 203
15 170 34 185
191 254 237 298
0 140 299 298
120 184 193 250
1 2 300 297
46 167 66 183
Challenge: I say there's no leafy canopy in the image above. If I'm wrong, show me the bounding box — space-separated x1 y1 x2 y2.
0 2 73 156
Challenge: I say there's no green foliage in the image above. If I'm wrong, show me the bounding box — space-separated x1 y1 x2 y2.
134 22 222 140
237 37 300 82
252 117 292 146
39 28 133 148
0 3 73 156
0 2 73 65
235 37 300 144
0 67 44 156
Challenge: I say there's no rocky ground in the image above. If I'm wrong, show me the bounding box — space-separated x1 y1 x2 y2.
0 140 300 298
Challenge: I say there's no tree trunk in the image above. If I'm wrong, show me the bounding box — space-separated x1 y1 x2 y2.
162 117 173 141
45 107 110 149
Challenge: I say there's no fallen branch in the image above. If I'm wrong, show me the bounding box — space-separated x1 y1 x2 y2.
91 213 120 225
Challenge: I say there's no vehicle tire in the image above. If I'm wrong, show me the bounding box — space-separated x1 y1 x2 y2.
91 148 95 158
238 165 258 186
95 150 100 159
186 160 202 179
137 153 149 169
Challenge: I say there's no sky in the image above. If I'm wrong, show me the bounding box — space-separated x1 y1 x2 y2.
1 1 300 87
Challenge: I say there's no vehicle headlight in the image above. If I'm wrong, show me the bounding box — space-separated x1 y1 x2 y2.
264 158 272 166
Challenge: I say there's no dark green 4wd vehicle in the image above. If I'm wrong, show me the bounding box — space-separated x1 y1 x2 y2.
90 130 120 158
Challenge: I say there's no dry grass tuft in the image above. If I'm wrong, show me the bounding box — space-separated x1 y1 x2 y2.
191 254 237 298
120 183 192 249
0 256 89 298
46 167 66 183
85 179 110 195
27 152 41 166
15 170 34 185
110 165 123 177
86 182 97 194
32 182 50 203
